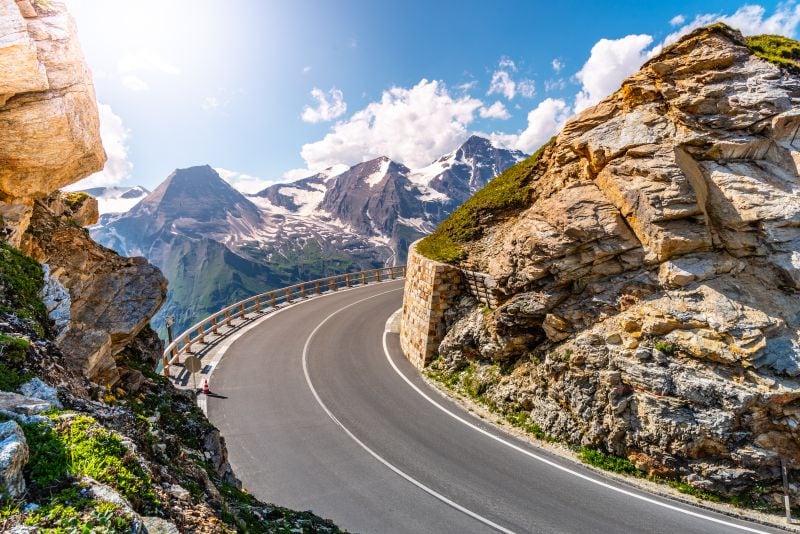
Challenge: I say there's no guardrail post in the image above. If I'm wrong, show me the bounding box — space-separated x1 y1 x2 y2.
316 281 321 295
301 284 306 298
212 317 218 335
256 296 261 312
346 273 351 288
377 269 382 282
198 325 205 344
390 268 395 280
286 288 292 303
186 338 193 354
361 272 367 285
239 303 245 319
225 309 231 327
330 279 336 292
162 354 170 377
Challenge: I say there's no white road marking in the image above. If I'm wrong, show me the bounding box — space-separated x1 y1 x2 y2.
302 289 516 534
381 313 772 534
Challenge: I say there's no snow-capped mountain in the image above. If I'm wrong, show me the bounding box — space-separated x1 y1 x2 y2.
80 185 149 215
90 136 526 334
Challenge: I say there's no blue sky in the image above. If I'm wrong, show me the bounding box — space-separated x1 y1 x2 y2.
64 0 799 193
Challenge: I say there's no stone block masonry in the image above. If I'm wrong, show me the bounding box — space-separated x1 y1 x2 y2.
400 241 464 370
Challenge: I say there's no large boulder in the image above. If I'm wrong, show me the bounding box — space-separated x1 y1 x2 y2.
0 0 105 245
0 421 28 499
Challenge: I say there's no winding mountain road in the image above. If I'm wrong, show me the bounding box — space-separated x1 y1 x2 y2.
207 280 783 534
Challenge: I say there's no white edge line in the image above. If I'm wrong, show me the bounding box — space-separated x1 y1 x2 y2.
381 314 771 534
302 289 516 534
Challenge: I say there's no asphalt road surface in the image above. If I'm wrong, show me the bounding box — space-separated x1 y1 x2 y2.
207 280 784 534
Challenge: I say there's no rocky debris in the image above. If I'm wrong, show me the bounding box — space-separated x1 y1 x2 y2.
18 377 61 408
422 25 800 504
0 420 28 498
40 263 70 336
21 193 167 385
0 390 53 415
141 516 180 534
0 0 105 220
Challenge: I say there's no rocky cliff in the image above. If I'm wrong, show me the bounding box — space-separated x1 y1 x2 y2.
413 24 800 507
0 2 341 531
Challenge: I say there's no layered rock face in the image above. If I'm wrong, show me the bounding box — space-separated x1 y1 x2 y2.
0 0 105 245
423 25 800 499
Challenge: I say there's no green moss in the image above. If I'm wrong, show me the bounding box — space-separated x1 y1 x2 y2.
653 340 677 356
576 447 642 476
745 34 800 73
22 420 69 488
0 243 48 337
417 138 555 263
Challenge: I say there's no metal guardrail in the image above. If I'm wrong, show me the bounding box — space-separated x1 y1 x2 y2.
161 265 407 376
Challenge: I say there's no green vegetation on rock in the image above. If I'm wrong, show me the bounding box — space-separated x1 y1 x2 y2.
417 138 554 263
0 243 47 336
745 34 800 73
576 446 642 476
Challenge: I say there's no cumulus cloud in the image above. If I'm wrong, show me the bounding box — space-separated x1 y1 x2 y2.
573 34 653 112
544 78 566 92
479 101 511 120
302 87 347 123
518 79 536 98
300 79 482 170
215 168 274 194
488 70 516 99
551 58 563 72
488 98 570 153
670 14 686 26
69 103 133 189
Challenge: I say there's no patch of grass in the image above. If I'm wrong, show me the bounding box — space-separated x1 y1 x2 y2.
24 487 133 532
665 479 722 502
505 410 556 442
0 362 34 392
653 340 676 356
745 34 800 73
576 446 643 476
0 243 47 337
417 138 554 263
22 420 69 488
0 334 30 364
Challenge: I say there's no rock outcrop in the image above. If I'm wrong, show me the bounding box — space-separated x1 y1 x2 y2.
0 420 28 499
413 25 800 504
21 193 167 385
0 0 105 245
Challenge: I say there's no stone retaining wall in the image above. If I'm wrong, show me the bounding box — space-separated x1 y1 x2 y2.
399 241 463 370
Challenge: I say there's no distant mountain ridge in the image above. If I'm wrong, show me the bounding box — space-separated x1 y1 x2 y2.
91 136 526 334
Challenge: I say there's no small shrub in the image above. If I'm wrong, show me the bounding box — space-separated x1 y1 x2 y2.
0 362 34 392
0 243 47 336
0 334 31 364
653 341 676 356
22 421 69 487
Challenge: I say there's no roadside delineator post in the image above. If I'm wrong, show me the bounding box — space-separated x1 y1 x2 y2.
782 458 793 524
202 378 210 395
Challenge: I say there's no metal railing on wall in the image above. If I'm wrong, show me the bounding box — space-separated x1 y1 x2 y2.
161 265 407 377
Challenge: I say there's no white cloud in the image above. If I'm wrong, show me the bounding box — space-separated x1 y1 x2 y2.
69 103 133 189
302 87 347 123
670 14 686 26
551 58 563 72
488 98 570 154
573 34 653 113
116 48 179 91
300 79 482 170
498 57 518 71
518 79 536 98
117 49 180 75
281 163 350 181
663 4 800 46
544 78 566 92
122 74 149 92
488 70 516 99
479 101 511 120
201 96 221 111
215 168 274 194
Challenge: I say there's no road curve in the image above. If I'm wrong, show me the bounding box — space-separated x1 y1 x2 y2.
207 281 783 534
